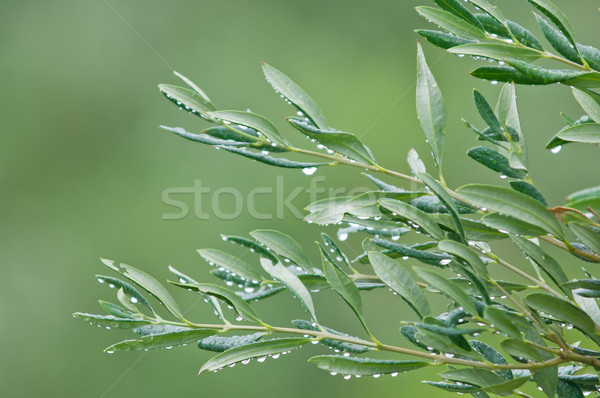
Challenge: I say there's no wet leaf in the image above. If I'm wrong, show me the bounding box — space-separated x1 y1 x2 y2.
569 223 600 255
509 181 547 206
414 267 478 315
415 29 476 50
293 319 370 354
73 313 152 329
198 249 263 283
416 6 485 40
209 110 288 147
198 333 265 353
482 212 547 237
467 146 526 178
104 328 219 352
448 43 542 62
251 230 313 273
379 198 445 240
309 355 431 376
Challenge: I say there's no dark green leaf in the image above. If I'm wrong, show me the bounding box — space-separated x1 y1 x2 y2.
408 195 474 215
436 214 507 241
220 234 278 262
371 238 452 267
528 1 578 53
457 184 564 238
578 44 600 72
368 251 430 318
569 223 600 255
433 0 483 29
99 301 134 319
321 233 351 270
423 381 480 393
526 293 597 335
470 66 540 85
101 259 184 320
467 146 526 178
507 59 586 85
378 198 445 240
218 145 328 169
287 117 376 165
96 275 154 313
292 319 370 354
362 173 403 192
510 235 568 289
415 29 476 50
509 181 547 206
440 368 508 387
251 230 313 273
198 249 263 283
416 42 446 169
199 338 311 374
473 90 503 137
262 62 327 129
309 355 431 377
415 322 484 336
557 380 584 398
416 6 486 40
241 285 285 301
414 267 478 315
470 340 512 380
104 328 219 353
209 110 288 147
198 333 265 352
160 125 252 147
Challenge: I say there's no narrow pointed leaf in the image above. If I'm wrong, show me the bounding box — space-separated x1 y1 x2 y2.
416 42 446 169
368 252 430 318
287 117 376 165
220 235 278 262
158 84 216 119
197 333 265 352
251 230 313 273
415 29 476 50
208 110 288 147
470 340 512 380
414 267 478 315
569 223 600 255
416 6 485 40
474 90 503 136
293 319 370 354
321 233 351 269
362 173 403 192
572 88 600 123
379 199 445 240
436 214 507 241
484 307 521 339
525 293 596 335
507 59 586 85
467 0 505 23
99 301 134 319
73 313 152 329
309 356 431 376
262 62 327 129
496 83 527 167
457 184 564 238
510 235 568 288
440 368 507 387
509 181 547 206
470 66 540 85
482 213 547 237
467 146 526 178
433 0 483 30
438 240 487 276
547 123 600 149
105 329 219 352
448 43 542 61
198 249 263 282
218 146 327 169
260 258 317 322
527 0 577 50
199 338 310 374
96 275 154 313
407 148 427 176
371 238 451 267
101 259 184 320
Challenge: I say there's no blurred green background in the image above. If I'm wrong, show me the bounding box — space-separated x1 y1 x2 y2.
2 0 599 397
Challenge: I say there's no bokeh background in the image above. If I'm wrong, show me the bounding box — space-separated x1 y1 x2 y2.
2 0 599 396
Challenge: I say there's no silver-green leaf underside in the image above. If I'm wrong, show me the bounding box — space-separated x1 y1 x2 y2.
309 355 431 376
104 328 219 353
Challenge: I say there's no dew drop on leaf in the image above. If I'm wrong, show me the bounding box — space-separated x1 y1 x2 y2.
551 146 562 154
302 167 317 176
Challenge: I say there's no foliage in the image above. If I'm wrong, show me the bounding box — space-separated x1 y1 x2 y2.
76 1 600 396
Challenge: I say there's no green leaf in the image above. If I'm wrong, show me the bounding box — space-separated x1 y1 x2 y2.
557 380 584 398
362 173 403 192
424 381 480 393
438 240 487 276
415 29 476 50
292 319 370 354
241 285 285 302
96 275 154 313
73 313 152 329
208 110 288 147
572 88 600 123
569 223 600 255
261 62 327 129
535 13 580 64
321 233 351 269
467 1 505 24
507 59 586 85
308 356 431 377
416 42 446 169
199 338 310 374
371 238 452 267
416 6 485 40
579 44 600 72
218 146 328 169
483 377 530 395
534 366 560 398
198 333 265 352
484 307 521 339
440 368 508 388
433 0 483 30
220 235 278 263
158 84 216 119
527 0 578 51
415 322 484 336
173 71 213 104
250 230 313 273
99 301 134 319
260 258 317 322
418 172 465 243
198 249 263 283
509 181 547 206
482 212 547 237
566 185 600 210
501 339 544 362
368 252 430 318
547 123 600 149
456 184 564 238
408 195 474 215
287 117 376 165
436 214 507 241
101 259 184 320
407 148 426 176
160 125 254 147
467 146 526 178
470 66 541 85
171 282 262 324
510 235 568 289
496 82 527 168
321 251 371 336
104 328 219 353
414 267 478 315
473 90 503 137
448 43 542 62
378 199 445 240
525 293 597 335
470 340 512 380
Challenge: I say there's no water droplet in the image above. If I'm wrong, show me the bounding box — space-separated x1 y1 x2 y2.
271 353 280 359
108 284 115 289
228 363 236 368
311 340 319 345
296 111 304 116
106 350 115 354
165 346 173 350
343 375 352 380
457 54 465 58
244 287 255 293
499 173 507 179
242 359 251 365
391 372 398 377
130 297 138 304
490 80 498 85
391 235 400 241
257 356 267 363
302 167 317 176
439 259 452 266
402 256 409 260
373 374 381 378
330 372 338 376
316 144 325 149
235 316 243 322
551 146 562 154
337 231 349 241
343 352 350 357
226 281 234 286
97 278 105 284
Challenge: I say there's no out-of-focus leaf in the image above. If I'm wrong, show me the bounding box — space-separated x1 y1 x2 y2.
416 42 446 169
198 249 263 283
262 62 327 129
572 88 600 123
509 181 547 206
414 267 478 315
102 259 184 320
416 6 486 40
407 148 426 176
569 223 600 255
198 333 265 353
260 258 317 322
457 184 564 239
379 199 445 240
309 356 431 376
104 328 219 353
199 338 310 374
448 43 542 62
467 146 526 178
209 110 289 147
496 83 527 167
251 230 313 273
287 117 376 165
566 185 600 210
547 123 600 150
368 252 430 318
